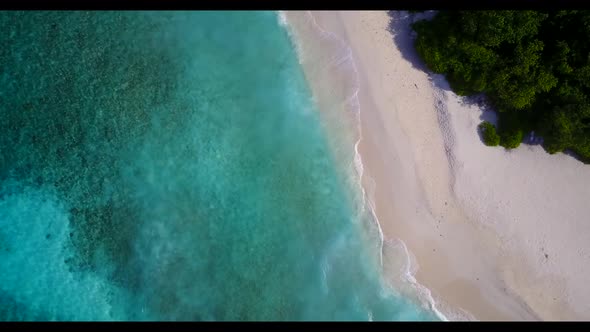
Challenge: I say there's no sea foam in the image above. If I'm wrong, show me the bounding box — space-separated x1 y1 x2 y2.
280 10 448 321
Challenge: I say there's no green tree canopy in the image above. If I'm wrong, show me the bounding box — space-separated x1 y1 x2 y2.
412 10 590 162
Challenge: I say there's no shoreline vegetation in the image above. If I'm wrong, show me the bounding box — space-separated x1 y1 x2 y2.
412 10 590 163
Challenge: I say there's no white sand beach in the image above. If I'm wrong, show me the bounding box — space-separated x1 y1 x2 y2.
286 10 590 321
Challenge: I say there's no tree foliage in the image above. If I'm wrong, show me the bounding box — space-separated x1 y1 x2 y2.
479 121 500 146
412 10 590 162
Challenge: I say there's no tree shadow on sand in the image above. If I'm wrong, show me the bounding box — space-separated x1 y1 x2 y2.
386 11 450 93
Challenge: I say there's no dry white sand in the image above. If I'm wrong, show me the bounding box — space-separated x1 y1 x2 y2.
286 10 590 321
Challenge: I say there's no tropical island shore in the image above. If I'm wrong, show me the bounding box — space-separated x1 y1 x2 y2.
287 10 590 321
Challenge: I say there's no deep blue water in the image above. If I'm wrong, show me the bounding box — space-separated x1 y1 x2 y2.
0 11 437 321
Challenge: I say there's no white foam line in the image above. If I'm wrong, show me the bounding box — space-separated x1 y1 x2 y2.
277 11 288 27
391 238 449 321
281 10 449 322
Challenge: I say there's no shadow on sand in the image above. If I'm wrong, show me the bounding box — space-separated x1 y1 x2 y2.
386 11 450 93
385 10 553 150
386 11 429 73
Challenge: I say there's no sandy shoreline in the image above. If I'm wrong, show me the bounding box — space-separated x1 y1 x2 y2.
286 11 590 321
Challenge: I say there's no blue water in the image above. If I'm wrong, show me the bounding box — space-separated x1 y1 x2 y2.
0 11 437 321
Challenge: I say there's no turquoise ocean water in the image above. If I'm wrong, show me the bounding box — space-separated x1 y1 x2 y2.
0 11 437 321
